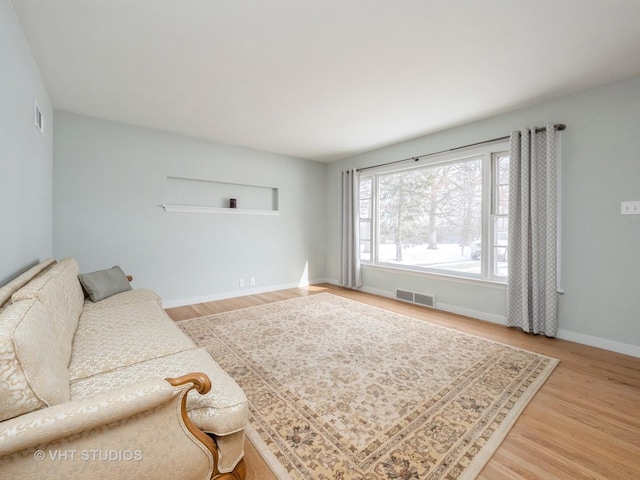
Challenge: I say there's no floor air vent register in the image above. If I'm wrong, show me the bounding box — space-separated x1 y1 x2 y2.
395 289 436 308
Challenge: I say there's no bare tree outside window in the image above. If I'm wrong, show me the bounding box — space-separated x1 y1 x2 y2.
376 158 483 275
357 145 509 281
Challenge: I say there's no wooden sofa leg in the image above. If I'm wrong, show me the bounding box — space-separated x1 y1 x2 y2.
212 458 246 480
166 373 246 480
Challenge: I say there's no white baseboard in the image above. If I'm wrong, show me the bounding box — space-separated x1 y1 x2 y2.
435 303 508 326
354 284 639 358
555 329 640 358
162 278 331 309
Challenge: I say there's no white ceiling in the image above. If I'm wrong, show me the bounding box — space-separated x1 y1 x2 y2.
12 0 640 162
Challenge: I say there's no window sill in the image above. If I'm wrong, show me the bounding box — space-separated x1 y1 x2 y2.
361 263 507 290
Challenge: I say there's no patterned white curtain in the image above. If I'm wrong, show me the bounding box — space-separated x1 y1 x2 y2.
339 169 362 288
507 124 558 336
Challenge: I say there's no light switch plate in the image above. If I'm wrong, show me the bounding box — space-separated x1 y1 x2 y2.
621 201 640 215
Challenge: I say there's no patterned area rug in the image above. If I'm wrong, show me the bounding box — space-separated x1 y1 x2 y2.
178 293 558 480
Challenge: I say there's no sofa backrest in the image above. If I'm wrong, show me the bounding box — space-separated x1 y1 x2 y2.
0 298 71 421
0 258 56 309
11 258 85 368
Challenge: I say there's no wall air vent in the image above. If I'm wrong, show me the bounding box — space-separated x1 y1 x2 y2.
414 293 435 308
395 289 436 309
396 289 414 302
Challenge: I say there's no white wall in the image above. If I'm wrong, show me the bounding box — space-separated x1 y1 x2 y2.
53 112 327 305
327 75 640 356
0 0 52 284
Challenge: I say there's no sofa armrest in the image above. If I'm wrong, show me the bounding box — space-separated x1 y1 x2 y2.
0 374 219 480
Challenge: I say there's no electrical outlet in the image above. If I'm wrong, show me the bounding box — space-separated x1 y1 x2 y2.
239 278 245 287
250 277 255 286
621 201 640 215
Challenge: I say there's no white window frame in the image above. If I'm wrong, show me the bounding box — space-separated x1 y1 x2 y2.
358 141 509 283
489 150 510 282
358 176 374 263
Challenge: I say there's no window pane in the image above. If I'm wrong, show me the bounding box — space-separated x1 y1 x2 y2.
359 199 372 219
494 217 508 239
376 158 483 276
493 247 508 277
360 241 371 261
497 185 509 215
493 217 508 277
497 155 509 184
359 220 371 241
359 176 373 263
359 176 372 199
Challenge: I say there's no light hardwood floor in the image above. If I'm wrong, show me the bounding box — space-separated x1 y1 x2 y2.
165 284 640 480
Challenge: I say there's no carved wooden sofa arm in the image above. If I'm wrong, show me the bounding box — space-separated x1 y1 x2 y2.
0 374 245 480
167 373 246 480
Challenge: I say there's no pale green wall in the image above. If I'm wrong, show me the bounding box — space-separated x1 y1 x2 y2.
327 75 640 355
53 112 327 305
0 0 52 284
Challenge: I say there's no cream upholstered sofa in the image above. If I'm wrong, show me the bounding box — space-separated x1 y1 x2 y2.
0 258 248 480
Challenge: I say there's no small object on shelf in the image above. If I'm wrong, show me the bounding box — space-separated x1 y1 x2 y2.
229 198 237 208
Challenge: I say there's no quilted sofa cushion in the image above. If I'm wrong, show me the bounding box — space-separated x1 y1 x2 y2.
11 258 84 368
68 289 196 381
0 298 71 421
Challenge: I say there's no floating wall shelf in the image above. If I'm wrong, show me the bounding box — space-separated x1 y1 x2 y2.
161 204 279 215
163 176 279 215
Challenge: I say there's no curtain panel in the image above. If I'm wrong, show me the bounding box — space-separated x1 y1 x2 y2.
507 124 559 337
339 169 362 289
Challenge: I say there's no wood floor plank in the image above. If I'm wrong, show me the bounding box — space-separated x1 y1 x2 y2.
166 284 640 480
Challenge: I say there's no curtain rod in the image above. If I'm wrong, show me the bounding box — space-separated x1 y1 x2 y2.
356 123 566 173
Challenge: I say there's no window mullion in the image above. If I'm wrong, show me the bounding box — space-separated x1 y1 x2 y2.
372 174 379 264
482 153 492 280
